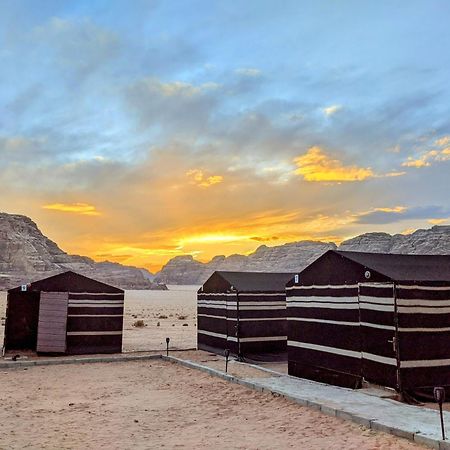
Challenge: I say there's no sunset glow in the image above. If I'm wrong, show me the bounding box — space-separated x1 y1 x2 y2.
1 1 449 273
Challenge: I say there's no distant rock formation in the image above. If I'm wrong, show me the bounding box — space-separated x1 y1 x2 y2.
154 226 450 285
0 213 167 291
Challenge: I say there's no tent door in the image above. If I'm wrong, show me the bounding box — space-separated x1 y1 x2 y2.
359 282 398 389
36 292 68 353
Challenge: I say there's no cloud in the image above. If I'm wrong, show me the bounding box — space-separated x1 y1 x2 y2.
435 136 450 147
186 169 224 187
355 205 450 224
322 105 342 117
293 146 375 182
235 68 261 77
402 148 450 168
42 203 101 216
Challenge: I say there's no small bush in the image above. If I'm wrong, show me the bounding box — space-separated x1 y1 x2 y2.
182 323 188 327
178 315 187 320
158 314 168 319
133 320 145 328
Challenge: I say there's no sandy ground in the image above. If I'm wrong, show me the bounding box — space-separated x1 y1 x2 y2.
0 359 423 450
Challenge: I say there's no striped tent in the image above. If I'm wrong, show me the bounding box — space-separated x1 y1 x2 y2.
4 271 124 355
197 271 294 360
287 250 450 394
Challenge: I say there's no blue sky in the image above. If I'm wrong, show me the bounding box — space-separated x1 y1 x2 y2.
1 0 449 271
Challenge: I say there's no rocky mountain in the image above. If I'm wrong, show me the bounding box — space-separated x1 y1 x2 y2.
154 225 450 285
0 213 166 290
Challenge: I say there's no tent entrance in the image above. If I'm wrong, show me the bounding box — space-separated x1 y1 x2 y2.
36 292 68 353
359 282 399 390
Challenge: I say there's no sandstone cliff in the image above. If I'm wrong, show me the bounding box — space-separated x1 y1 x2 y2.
0 213 166 290
154 225 450 285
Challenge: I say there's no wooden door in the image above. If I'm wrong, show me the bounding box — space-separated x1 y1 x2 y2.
36 292 68 353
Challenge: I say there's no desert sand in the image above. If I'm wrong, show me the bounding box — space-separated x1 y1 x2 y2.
0 359 423 450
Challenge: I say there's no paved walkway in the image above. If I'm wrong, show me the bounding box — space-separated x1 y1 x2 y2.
166 356 450 449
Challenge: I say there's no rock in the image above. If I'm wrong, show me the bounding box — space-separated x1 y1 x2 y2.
0 212 167 291
154 226 450 285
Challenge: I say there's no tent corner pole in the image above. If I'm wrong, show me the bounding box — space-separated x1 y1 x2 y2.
393 282 404 400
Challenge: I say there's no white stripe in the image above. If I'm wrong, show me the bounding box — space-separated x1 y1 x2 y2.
287 296 358 304
401 358 450 368
287 340 361 359
287 341 397 366
69 292 123 296
69 300 124 305
359 303 394 312
68 304 124 308
358 283 393 289
397 299 450 307
198 330 227 339
237 293 285 296
198 293 235 297
361 352 397 366
198 314 285 322
234 301 285 306
399 326 450 332
227 305 286 310
360 321 395 331
286 284 358 290
67 314 123 318
66 331 122 336
398 285 450 291
288 302 359 310
239 336 286 342
398 306 450 314
359 295 394 305
287 317 359 327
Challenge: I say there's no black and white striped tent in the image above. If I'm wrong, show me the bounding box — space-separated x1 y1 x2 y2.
197 271 294 360
287 250 450 393
4 271 124 355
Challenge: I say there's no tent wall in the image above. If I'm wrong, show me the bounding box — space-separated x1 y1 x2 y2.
197 291 238 354
4 291 40 351
287 283 362 388
397 283 450 391
229 292 287 356
359 283 397 389
66 291 124 354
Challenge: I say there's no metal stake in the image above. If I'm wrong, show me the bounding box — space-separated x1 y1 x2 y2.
166 337 170 357
434 387 446 440
224 349 230 373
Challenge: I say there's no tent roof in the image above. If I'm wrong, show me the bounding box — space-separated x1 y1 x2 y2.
215 271 295 292
8 270 124 293
335 250 450 282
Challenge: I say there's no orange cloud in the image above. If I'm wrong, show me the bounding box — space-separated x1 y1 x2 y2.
42 202 101 216
294 146 374 182
186 169 224 187
322 105 342 117
402 148 450 168
435 136 450 147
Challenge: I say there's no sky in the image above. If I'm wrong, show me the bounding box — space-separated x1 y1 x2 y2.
1 0 449 273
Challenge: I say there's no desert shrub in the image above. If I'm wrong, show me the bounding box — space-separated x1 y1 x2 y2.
158 314 168 319
133 320 145 328
178 315 187 320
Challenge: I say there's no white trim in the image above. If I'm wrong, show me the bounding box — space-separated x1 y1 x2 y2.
67 314 123 318
287 317 359 327
237 293 286 296
230 301 285 307
68 292 123 296
286 284 358 290
69 300 124 305
359 295 394 305
360 321 395 331
401 358 450 368
359 283 394 289
287 340 360 359
198 293 235 297
287 296 358 304
227 305 286 311
197 330 227 339
398 285 450 291
399 326 450 332
398 306 450 314
239 336 286 342
66 331 122 336
359 303 394 312
238 317 285 322
361 352 397 366
288 302 359 310
68 304 124 308
397 299 450 307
